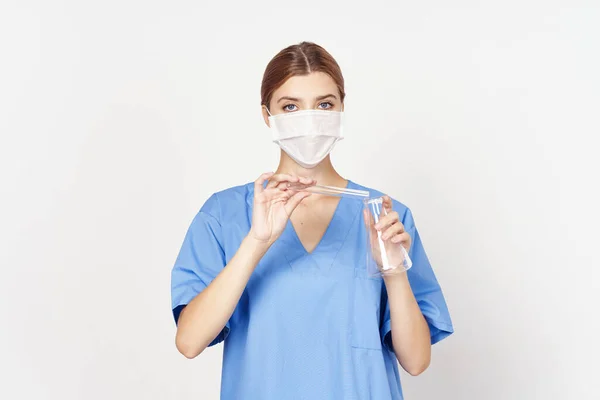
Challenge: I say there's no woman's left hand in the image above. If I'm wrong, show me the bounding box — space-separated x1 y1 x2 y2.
375 196 412 252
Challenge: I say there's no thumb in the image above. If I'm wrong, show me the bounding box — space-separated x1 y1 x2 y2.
284 191 311 215
363 208 371 227
363 208 378 240
363 207 377 229
382 195 393 213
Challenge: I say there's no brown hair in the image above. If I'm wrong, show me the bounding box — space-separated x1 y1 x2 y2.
260 41 345 109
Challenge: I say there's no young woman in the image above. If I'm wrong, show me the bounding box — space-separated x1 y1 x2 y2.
171 41 453 400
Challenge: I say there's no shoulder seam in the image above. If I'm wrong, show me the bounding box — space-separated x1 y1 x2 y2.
213 192 223 227
196 193 222 227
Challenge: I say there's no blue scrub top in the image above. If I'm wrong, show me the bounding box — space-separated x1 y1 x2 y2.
171 180 453 400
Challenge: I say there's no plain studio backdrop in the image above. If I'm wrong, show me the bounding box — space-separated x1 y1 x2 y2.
1 1 599 399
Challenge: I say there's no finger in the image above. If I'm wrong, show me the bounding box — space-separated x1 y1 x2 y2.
266 173 300 189
381 223 406 240
382 195 393 212
374 211 400 231
284 191 311 215
262 187 291 199
272 194 293 204
363 208 377 234
254 172 274 195
391 232 411 245
280 176 316 191
298 176 316 185
267 174 297 189
276 181 292 190
363 208 370 226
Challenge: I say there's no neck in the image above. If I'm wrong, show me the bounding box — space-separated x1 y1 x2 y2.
275 152 346 187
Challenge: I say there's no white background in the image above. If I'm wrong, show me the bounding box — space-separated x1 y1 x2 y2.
1 1 599 399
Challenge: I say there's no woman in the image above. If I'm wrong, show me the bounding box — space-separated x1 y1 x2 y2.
171 41 453 399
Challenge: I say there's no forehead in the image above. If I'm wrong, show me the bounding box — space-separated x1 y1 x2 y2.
272 72 339 100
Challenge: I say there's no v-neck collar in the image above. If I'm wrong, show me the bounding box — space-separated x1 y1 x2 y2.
289 186 348 255
266 180 364 275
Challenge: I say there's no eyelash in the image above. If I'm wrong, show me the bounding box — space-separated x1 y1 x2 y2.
282 102 334 112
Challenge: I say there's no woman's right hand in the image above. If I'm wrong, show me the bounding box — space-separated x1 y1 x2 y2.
176 172 313 359
249 172 314 246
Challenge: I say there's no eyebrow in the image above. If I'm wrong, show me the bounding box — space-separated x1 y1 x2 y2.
276 93 338 103
277 96 300 103
315 94 338 101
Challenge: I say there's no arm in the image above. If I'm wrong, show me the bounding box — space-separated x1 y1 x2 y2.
375 196 431 375
174 172 313 359
176 234 269 358
384 274 431 375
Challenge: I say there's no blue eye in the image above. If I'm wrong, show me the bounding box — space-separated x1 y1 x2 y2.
318 102 333 109
283 104 298 112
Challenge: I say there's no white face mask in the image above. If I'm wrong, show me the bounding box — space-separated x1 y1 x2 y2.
267 109 344 169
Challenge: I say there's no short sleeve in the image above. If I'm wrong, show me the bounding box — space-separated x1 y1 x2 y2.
380 206 454 351
171 193 229 346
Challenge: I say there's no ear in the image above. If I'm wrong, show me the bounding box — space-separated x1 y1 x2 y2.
261 105 271 127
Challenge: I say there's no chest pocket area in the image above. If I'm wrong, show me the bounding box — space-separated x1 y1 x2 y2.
351 268 384 350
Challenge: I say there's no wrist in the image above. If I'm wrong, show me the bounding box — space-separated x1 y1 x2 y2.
243 233 272 256
383 271 410 288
